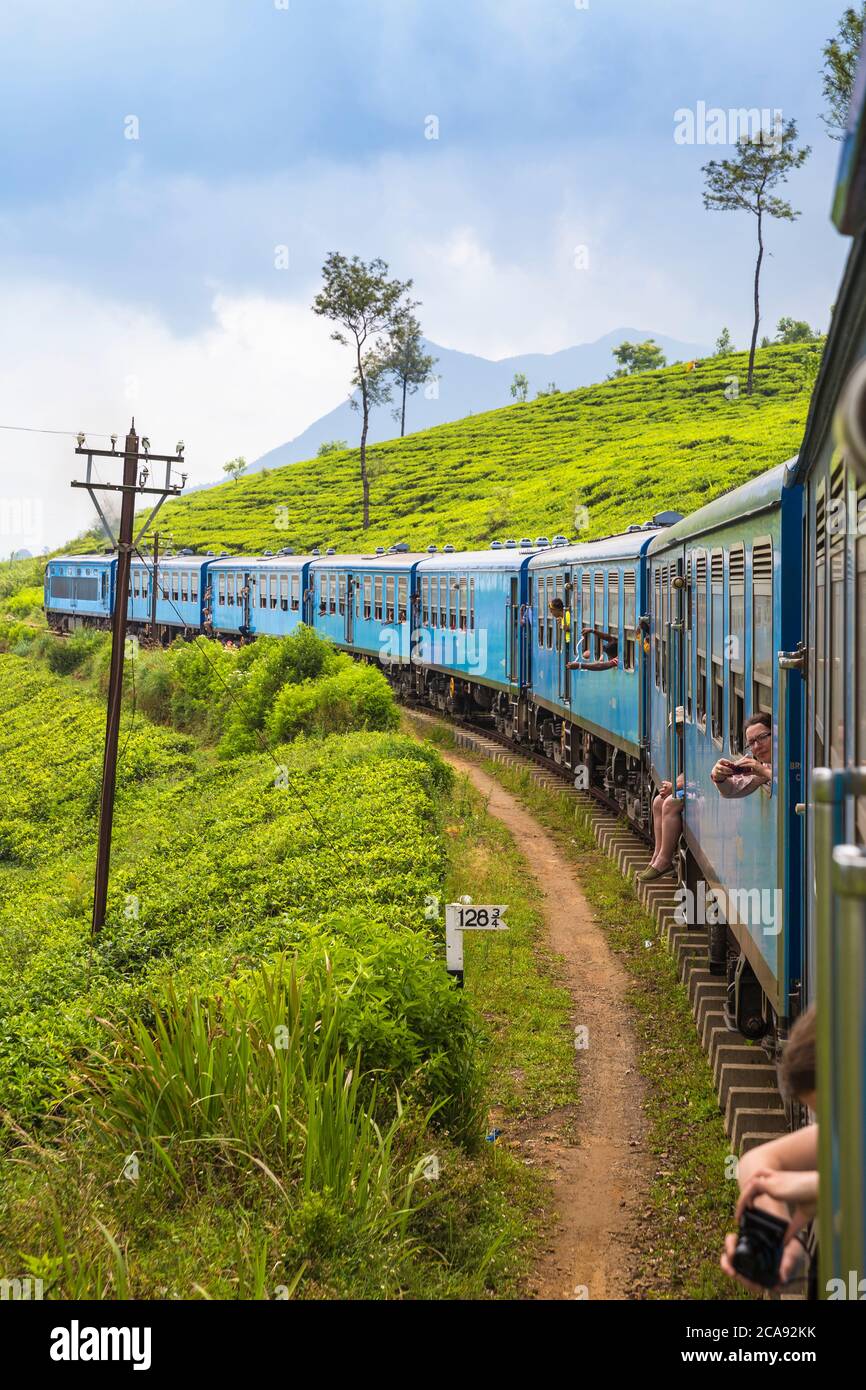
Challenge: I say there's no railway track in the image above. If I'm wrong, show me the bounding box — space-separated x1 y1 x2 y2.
403 703 791 1161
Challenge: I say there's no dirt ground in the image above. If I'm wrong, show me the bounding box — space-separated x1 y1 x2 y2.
443 751 652 1301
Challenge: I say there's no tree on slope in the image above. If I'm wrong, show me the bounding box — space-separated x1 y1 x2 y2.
609 340 667 377
313 253 415 529
702 122 810 395
380 315 437 437
775 317 821 344
714 327 734 356
223 456 247 484
510 372 529 402
821 4 866 138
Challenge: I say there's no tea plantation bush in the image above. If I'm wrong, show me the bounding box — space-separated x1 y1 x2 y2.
66 341 818 558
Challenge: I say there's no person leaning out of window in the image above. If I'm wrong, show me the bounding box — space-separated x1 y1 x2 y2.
710 711 772 797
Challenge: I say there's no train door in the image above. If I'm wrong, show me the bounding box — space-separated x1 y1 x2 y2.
666 550 686 797
508 576 519 686
345 572 354 644
557 569 570 705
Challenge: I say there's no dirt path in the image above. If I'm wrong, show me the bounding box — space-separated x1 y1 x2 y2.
442 751 651 1301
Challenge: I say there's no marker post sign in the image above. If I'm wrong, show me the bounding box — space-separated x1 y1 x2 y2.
445 901 508 986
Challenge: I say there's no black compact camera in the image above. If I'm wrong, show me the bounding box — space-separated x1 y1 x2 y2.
731 1206 789 1287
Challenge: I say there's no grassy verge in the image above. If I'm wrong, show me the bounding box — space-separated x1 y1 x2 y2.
409 715 745 1300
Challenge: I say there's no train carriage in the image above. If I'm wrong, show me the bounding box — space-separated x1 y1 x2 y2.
526 524 673 821
207 553 314 639
646 465 804 1038
44 554 116 631
413 542 536 728
128 551 212 639
308 550 423 697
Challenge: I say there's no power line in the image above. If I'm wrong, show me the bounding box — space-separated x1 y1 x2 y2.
0 424 117 439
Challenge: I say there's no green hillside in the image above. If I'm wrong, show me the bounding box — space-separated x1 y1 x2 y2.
76 343 818 556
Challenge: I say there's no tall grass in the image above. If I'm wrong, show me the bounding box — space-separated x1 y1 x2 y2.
81 959 434 1243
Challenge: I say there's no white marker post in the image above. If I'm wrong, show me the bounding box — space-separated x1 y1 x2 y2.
445 897 508 987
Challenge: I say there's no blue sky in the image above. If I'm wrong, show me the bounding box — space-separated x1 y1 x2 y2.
0 0 856 549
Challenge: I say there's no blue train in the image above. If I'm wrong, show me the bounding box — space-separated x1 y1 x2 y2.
44 58 866 1295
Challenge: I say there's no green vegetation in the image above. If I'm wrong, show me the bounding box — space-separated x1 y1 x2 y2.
65 343 817 558
0 638 582 1297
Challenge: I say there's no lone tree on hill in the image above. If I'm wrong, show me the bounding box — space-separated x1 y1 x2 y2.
317 439 348 457
379 314 437 437
313 253 415 529
609 340 667 377
775 316 821 344
223 456 247 484
510 371 529 402
702 121 810 395
714 327 734 355
821 4 866 138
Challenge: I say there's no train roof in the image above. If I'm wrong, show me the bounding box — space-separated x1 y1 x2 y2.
646 460 796 552
527 529 661 568
309 552 428 570
205 554 314 571
416 547 539 572
49 553 116 566
131 553 214 570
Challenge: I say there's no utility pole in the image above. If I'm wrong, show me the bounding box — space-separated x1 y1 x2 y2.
72 421 186 933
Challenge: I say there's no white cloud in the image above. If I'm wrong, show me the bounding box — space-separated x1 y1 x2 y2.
0 281 350 553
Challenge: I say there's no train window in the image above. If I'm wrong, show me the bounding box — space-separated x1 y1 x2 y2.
397 576 407 624
469 576 475 631
319 577 327 614
385 576 395 623
420 577 428 625
171 571 180 603
218 573 226 604
74 576 98 602
558 572 567 647
226 573 235 607
545 576 554 649
132 571 140 599
608 569 619 645
710 549 724 742
752 537 774 720
814 484 826 765
268 576 276 610
456 576 465 630
728 545 745 753
256 575 264 610
448 576 457 630
329 573 337 615
829 464 846 769
538 575 545 647
363 576 372 620
52 575 71 598
581 571 591 636
181 573 189 603
654 569 661 689
857 482 866 841
373 575 382 622
291 574 300 612
143 572 149 602
593 571 604 657
439 577 447 629
695 552 707 728
623 568 636 672
191 571 199 603
281 574 289 612
338 573 346 616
